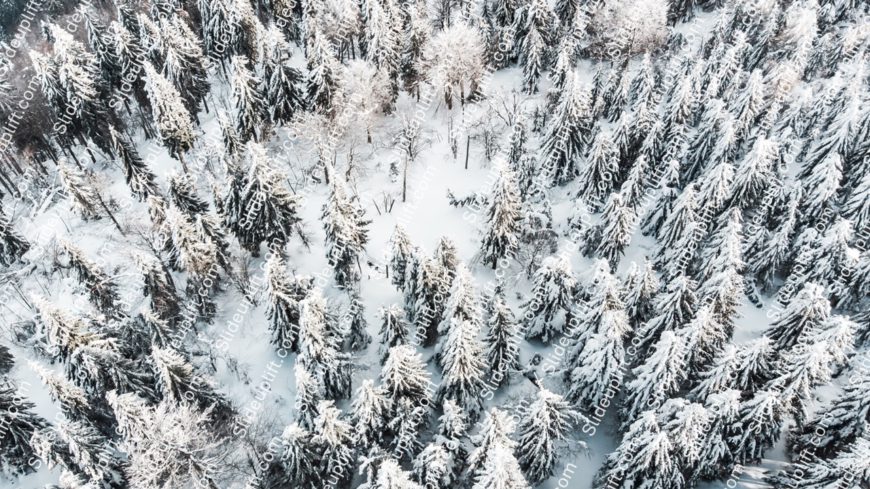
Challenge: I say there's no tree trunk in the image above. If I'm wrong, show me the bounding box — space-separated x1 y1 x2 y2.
402 157 408 203
464 135 470 170
95 192 126 236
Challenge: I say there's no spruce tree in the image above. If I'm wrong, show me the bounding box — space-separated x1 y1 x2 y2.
621 259 660 323
480 163 523 270
265 254 311 353
0 204 29 267
522 256 576 342
389 225 415 290
767 282 831 351
621 331 686 428
437 317 487 418
516 386 586 484
378 304 409 364
223 143 302 254
0 381 48 474
351 379 391 449
484 289 521 389
322 174 371 288
540 74 592 186
142 62 196 166
467 407 517 480
381 345 432 408
297 291 352 400
232 56 266 143
109 127 158 201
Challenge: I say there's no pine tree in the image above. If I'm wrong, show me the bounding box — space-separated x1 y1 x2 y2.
540 74 592 186
351 379 391 449
55 419 127 487
298 291 352 400
389 225 415 290
0 381 48 474
578 128 620 207
768 437 870 489
800 151 842 224
294 363 323 430
622 331 686 428
381 345 432 407
484 289 520 388
522 256 576 342
480 163 523 270
767 341 834 425
695 389 741 481
732 389 786 464
0 204 29 267
731 136 779 208
142 61 196 165
107 392 224 489
32 296 100 364
322 173 370 288
232 56 266 143
621 259 660 323
265 254 311 353
59 240 121 317
312 400 355 487
515 387 586 484
634 274 696 356
169 172 210 216
590 191 636 268
437 317 487 417
437 265 481 356
305 27 341 114
768 282 831 351
378 304 409 364
467 407 517 480
266 423 321 487
565 308 628 409
109 127 158 201
345 293 372 352
260 27 304 125
472 443 530 489
675 304 727 376
413 442 454 489
593 411 683 489
151 346 233 421
165 206 219 321
791 352 870 459
133 251 180 324
58 163 102 221
366 458 423 489
223 143 303 255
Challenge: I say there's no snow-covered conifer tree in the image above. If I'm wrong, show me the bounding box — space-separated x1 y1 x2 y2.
621 259 660 323
223 143 302 254
540 74 592 186
522 256 576 342
59 240 121 316
480 163 522 270
381 345 432 407
265 254 311 353
590 191 636 268
622 331 686 428
767 282 831 350
58 163 102 221
634 273 696 356
351 379 391 449
389 225 415 290
467 407 517 479
516 386 586 484
484 289 520 388
142 62 196 166
378 304 409 363
0 381 47 474
312 400 355 487
109 127 158 201
0 205 28 268
472 443 530 489
298 291 352 400
578 128 619 206
437 317 487 417
322 174 370 288
232 56 266 143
